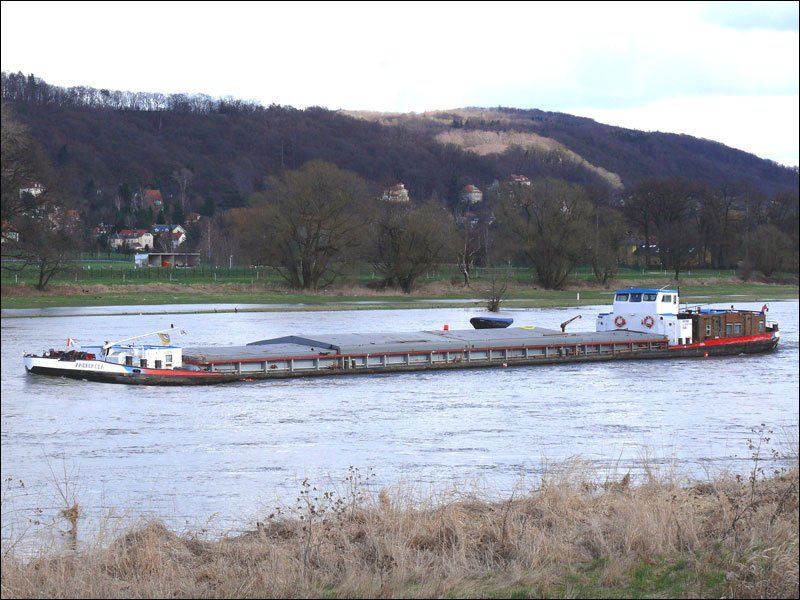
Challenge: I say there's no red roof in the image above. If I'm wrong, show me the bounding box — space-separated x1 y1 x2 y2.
119 229 150 238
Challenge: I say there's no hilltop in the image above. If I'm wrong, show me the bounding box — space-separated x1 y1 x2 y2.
2 73 797 218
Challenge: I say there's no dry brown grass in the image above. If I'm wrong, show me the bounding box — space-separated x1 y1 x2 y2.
2 460 797 599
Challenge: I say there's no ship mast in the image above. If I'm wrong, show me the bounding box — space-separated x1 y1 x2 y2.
103 325 175 351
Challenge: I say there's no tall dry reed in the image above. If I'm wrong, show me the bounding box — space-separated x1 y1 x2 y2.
2 453 797 598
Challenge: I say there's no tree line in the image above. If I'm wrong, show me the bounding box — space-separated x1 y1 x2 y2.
195 160 799 292
1 75 798 290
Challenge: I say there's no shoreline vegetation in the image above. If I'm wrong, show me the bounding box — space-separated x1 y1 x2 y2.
1 449 797 599
2 276 798 312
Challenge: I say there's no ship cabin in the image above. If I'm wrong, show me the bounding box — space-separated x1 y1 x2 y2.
82 343 183 370
597 288 773 347
596 288 692 346
681 307 769 344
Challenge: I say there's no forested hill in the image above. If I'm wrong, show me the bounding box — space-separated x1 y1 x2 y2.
2 72 797 215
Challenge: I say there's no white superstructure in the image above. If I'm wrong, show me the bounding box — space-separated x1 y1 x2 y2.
596 288 693 346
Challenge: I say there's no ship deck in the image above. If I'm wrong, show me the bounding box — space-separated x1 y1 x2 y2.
182 327 670 377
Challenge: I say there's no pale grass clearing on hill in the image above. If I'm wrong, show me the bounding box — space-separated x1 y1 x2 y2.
433 129 624 190
2 457 797 599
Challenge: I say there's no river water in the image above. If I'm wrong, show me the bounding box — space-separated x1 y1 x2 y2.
2 300 798 550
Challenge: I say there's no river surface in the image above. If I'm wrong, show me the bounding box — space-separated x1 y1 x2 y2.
2 301 798 550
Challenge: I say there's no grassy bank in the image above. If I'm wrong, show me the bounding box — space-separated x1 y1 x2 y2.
1 278 798 312
2 456 797 599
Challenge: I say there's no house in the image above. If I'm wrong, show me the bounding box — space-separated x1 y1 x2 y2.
381 183 410 203
166 230 186 249
152 224 187 250
460 184 483 205
109 229 154 251
142 189 164 210
151 224 187 236
19 181 45 198
507 174 530 186
1 221 19 244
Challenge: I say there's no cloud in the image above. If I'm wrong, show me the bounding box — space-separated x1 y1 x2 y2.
700 0 799 32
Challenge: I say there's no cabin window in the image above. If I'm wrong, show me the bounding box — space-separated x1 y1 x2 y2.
705 324 711 337
643 293 657 301
734 324 742 334
662 294 671 303
166 353 172 363
616 293 629 301
630 293 642 302
726 324 733 335
759 321 765 332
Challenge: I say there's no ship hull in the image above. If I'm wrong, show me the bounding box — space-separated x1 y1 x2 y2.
23 330 780 386
23 356 238 386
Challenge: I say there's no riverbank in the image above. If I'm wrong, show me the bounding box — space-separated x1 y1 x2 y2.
2 277 798 311
1 458 797 599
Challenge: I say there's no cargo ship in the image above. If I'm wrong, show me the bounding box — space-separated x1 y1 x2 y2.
23 288 780 386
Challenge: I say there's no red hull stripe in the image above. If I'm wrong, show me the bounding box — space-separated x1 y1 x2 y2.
671 333 776 350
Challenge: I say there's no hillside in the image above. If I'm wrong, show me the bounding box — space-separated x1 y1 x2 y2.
345 107 798 196
2 73 797 218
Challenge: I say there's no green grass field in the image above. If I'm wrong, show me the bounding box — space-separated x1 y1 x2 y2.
2 260 797 311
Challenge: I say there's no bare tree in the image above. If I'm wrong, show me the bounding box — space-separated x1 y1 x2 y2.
171 167 194 214
749 224 793 277
1 104 79 289
484 268 510 312
372 201 457 293
631 178 702 279
454 210 483 287
496 177 593 289
5 214 78 289
588 206 626 285
241 160 373 289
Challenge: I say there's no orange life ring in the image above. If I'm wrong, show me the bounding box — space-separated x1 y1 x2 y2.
642 315 655 328
614 315 626 328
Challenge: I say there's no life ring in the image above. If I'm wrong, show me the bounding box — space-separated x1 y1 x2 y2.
614 315 626 328
642 315 655 328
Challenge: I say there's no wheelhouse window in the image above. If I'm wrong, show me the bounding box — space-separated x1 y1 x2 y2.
726 324 733 335
615 293 629 301
759 321 765 332
643 293 657 301
630 293 642 302
705 324 711 336
734 324 742 334
662 294 672 303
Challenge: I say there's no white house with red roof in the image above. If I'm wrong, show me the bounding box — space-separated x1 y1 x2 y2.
460 184 483 204
108 229 154 251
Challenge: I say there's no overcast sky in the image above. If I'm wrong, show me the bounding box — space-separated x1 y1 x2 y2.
2 1 798 166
